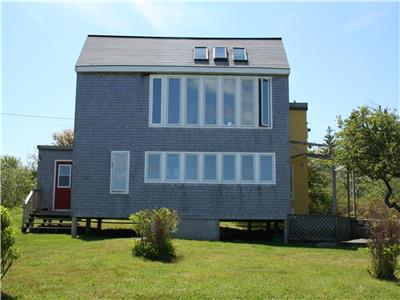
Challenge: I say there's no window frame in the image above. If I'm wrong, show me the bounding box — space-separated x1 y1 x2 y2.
148 75 272 130
221 77 238 127
194 47 209 60
145 152 163 182
260 77 273 128
233 47 248 62
57 164 72 188
202 152 218 182
183 152 200 182
166 76 183 126
258 153 276 184
110 151 130 194
165 152 182 182
240 153 256 182
213 47 228 60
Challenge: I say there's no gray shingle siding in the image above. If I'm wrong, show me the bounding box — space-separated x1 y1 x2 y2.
72 73 290 220
37 148 73 211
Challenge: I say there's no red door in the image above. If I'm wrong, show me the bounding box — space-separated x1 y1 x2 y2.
54 161 72 210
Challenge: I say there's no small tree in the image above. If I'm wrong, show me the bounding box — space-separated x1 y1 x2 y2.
130 208 179 262
1 156 36 207
336 106 400 213
1 206 20 279
52 128 74 146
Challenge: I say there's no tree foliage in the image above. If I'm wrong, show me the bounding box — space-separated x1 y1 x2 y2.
52 128 74 146
1 206 20 279
130 208 179 261
336 106 400 212
1 156 36 207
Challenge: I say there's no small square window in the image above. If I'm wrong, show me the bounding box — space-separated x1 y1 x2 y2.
213 47 227 60
233 48 247 61
194 47 208 60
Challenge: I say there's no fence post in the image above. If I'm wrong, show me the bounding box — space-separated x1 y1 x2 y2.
284 217 289 244
331 165 337 215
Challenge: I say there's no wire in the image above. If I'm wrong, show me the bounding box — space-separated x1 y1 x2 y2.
2 113 74 120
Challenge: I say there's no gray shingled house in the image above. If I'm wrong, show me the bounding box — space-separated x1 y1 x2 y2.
26 35 300 241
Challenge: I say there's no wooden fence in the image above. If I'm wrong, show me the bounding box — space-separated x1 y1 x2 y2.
288 214 352 242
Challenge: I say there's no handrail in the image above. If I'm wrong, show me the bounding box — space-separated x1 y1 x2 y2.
21 190 38 232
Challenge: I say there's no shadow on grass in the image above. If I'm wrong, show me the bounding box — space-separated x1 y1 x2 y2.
1 292 18 300
79 228 136 241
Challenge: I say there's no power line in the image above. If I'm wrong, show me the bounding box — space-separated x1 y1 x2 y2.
2 113 74 120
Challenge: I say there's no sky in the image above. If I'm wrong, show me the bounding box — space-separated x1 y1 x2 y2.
2 1 399 163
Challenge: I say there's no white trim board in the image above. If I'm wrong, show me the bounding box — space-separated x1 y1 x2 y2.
75 65 290 75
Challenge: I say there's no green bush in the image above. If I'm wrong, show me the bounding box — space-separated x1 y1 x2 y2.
130 208 179 262
1 206 20 278
368 215 400 280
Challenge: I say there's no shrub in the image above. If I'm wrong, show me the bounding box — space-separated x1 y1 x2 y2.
368 211 400 280
1 206 20 278
130 208 179 262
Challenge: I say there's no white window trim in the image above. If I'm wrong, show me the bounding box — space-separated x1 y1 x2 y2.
183 152 200 182
57 164 72 188
258 153 276 184
165 152 181 182
240 153 256 182
194 47 209 60
213 47 228 60
110 151 130 194
166 76 183 126
144 151 276 185
233 47 248 62
149 75 272 130
260 77 273 129
221 77 237 127
184 77 201 127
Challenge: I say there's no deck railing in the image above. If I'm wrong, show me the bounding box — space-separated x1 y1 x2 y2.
21 190 40 232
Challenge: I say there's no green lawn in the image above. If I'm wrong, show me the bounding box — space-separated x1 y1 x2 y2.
2 209 399 299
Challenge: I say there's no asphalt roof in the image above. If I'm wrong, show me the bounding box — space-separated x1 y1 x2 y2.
76 35 290 69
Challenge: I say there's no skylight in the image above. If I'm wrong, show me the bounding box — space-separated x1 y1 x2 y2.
213 47 227 60
194 47 208 60
233 48 247 61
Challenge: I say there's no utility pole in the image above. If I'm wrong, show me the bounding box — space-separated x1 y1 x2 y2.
346 172 351 218
332 165 337 215
352 171 357 218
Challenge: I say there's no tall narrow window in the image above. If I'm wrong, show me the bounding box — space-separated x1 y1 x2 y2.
152 78 162 124
184 154 198 181
222 154 236 181
241 155 254 181
223 79 236 126
186 78 199 125
166 154 180 181
110 151 129 193
241 79 254 126
261 79 271 127
168 78 181 124
204 78 217 125
203 154 217 181
260 155 273 182
147 153 161 180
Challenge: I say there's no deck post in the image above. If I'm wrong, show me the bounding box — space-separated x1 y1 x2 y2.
85 218 91 234
284 218 289 244
71 217 78 238
97 219 102 231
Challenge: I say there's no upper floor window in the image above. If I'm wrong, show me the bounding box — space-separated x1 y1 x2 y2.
213 47 227 60
233 48 247 61
149 75 272 129
194 47 208 60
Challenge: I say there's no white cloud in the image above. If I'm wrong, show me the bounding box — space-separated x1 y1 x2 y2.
132 1 186 32
344 8 389 33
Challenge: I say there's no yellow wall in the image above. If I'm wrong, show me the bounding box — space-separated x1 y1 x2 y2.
289 108 309 214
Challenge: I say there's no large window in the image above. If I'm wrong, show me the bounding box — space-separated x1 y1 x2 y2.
204 78 218 125
223 79 236 126
145 152 275 184
167 78 181 125
110 151 130 193
149 76 272 128
186 78 199 125
261 79 271 127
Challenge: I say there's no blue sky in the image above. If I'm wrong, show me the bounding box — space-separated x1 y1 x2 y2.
2 1 399 163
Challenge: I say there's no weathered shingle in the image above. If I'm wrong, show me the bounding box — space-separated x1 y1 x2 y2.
76 35 290 69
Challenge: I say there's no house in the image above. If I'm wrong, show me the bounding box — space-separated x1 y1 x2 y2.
26 35 309 241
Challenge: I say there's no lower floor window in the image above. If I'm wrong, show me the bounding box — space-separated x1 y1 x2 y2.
145 151 275 184
110 151 130 193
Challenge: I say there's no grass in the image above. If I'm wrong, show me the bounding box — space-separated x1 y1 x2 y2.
2 209 399 299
